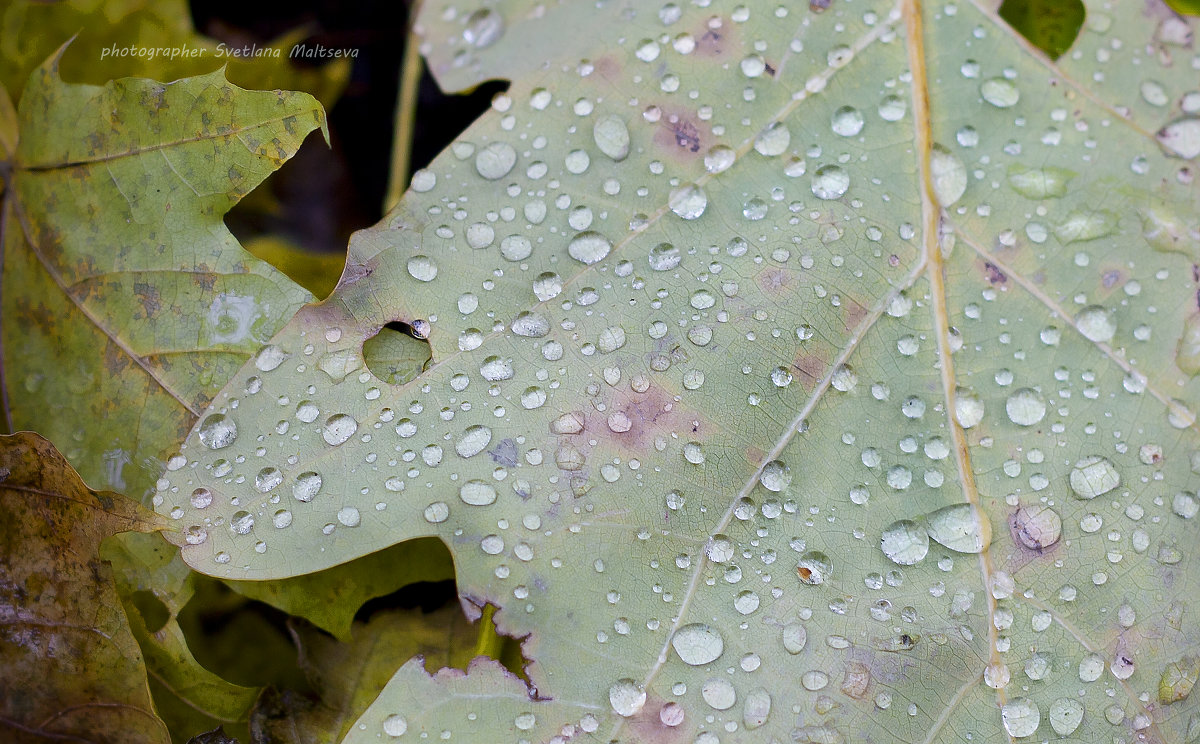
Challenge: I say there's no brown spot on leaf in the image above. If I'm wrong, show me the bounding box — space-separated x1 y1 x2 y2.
984 261 1007 284
841 297 868 334
134 282 161 317
755 267 792 296
791 352 829 389
622 692 690 744
651 107 710 161
810 0 833 11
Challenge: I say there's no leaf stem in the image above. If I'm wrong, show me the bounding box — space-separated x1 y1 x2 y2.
384 0 425 213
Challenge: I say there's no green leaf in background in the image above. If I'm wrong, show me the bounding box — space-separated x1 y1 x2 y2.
158 0 1200 741
0 54 324 503
225 537 455 641
0 0 350 108
997 0 1085 58
0 432 169 743
102 532 260 743
250 605 479 743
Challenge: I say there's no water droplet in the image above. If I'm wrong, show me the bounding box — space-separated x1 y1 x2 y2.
567 231 613 264
669 184 708 219
702 677 737 710
407 255 438 282
463 8 504 48
1075 305 1115 342
455 425 492 458
704 145 736 173
754 122 791 156
1013 503 1062 549
743 687 772 728
980 78 1020 108
337 506 361 527
608 679 647 717
480 356 514 381
880 519 929 565
383 713 408 737
759 460 791 492
255 467 282 493
1005 388 1046 426
1001 698 1041 738
1048 697 1083 735
475 141 517 180
293 472 322 502
532 272 562 301
926 504 990 553
796 551 832 584
500 234 533 262
811 165 849 199
231 510 254 535
1007 165 1075 199
424 502 449 523
1157 117 1200 160
649 242 682 271
322 414 358 446
671 623 724 665
254 345 288 372
830 106 864 137
593 115 630 161
930 145 967 205
782 622 807 653
1069 456 1120 499
190 488 212 509
198 414 237 450
510 311 550 337
954 388 985 428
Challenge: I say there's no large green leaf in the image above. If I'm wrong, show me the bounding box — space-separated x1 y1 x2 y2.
158 1 1199 742
0 432 170 743
1 55 324 503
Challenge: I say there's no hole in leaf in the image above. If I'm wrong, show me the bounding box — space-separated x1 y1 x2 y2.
363 321 432 385
998 0 1085 59
129 589 170 634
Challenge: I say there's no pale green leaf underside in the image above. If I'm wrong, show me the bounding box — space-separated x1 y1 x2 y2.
159 1 1199 742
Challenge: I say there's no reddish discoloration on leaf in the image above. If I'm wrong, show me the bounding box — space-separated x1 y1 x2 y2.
622 692 692 744
791 352 830 389
841 296 868 334
755 267 793 296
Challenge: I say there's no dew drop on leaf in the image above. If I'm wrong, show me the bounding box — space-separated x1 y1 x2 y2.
671 623 724 665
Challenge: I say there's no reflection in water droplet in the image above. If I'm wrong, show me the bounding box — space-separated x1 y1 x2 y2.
382 713 408 737
455 425 493 458
796 551 832 584
830 106 864 137
198 414 237 449
782 622 807 653
407 255 438 282
930 145 967 206
759 460 791 492
704 145 736 173
954 388 985 428
754 122 791 156
475 142 517 180
702 677 737 710
1013 503 1062 549
255 467 282 493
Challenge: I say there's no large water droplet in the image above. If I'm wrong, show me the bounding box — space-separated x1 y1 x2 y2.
782 622 807 653
407 255 438 282
198 414 237 449
701 678 737 710
567 231 613 264
1069 455 1120 499
704 145 736 173
980 78 1020 108
1001 698 1041 738
475 141 517 180
608 679 647 717
830 106 864 137
954 388 985 428
1013 503 1062 549
455 425 492 458
1048 697 1083 735
1157 116 1200 160
926 504 990 553
880 519 929 565
1005 388 1046 426
255 467 282 493
759 460 791 492
593 115 630 161
930 145 967 205
293 472 322 502
649 242 682 271
322 414 358 446
742 687 772 729
671 623 724 665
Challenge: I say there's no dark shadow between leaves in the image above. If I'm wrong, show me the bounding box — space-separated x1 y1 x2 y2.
363 320 432 385
998 0 1086 59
